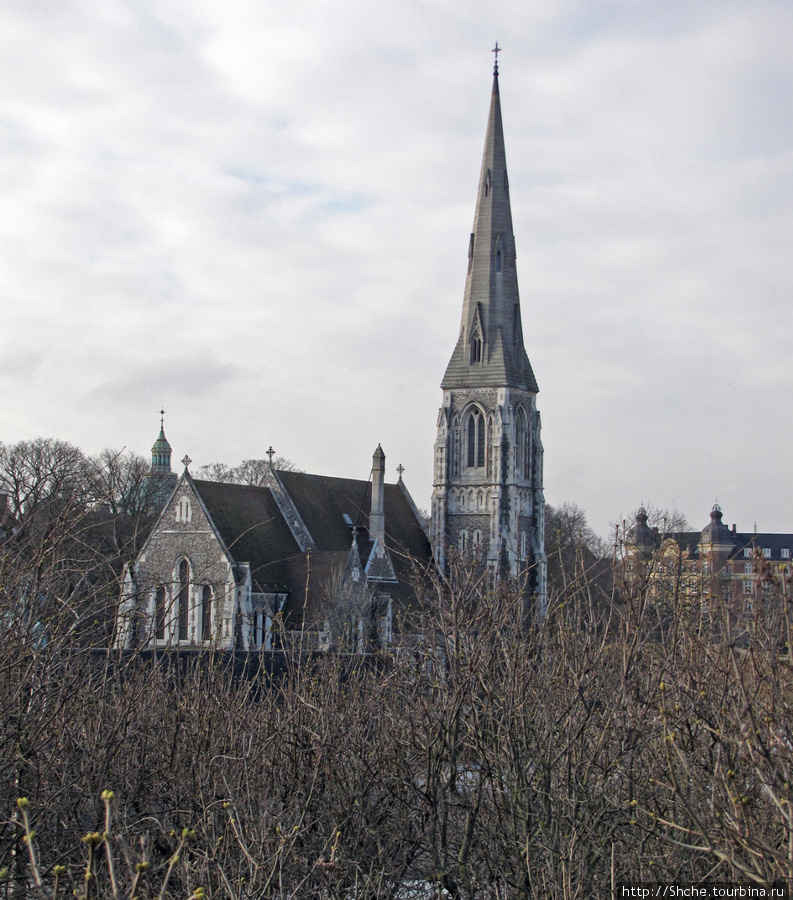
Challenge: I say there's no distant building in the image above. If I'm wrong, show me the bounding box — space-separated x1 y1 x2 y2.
430 59 545 606
624 504 792 609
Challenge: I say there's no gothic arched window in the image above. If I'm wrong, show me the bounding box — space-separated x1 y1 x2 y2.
155 585 166 641
516 408 529 479
466 408 486 468
177 559 189 641
201 584 212 641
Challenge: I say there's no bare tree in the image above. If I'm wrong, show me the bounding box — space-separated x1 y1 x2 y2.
195 456 302 485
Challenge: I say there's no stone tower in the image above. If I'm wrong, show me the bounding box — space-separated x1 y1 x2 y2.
430 59 545 603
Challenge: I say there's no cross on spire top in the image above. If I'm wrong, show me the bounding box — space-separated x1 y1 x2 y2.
492 42 501 74
159 408 165 429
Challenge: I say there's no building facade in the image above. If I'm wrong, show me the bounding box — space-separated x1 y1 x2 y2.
625 504 793 611
430 62 545 603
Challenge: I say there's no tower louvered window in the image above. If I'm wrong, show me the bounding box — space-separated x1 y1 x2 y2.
470 330 482 364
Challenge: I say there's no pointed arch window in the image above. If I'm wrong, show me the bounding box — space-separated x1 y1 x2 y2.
201 584 212 641
155 585 166 641
516 408 529 479
466 408 486 468
495 250 502 273
177 559 189 641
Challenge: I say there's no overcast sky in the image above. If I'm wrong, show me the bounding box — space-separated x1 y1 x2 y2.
1 0 792 540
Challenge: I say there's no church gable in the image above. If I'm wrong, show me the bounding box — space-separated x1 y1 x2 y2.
118 473 240 649
136 473 232 592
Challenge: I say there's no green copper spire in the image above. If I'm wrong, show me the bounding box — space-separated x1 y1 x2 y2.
150 409 173 475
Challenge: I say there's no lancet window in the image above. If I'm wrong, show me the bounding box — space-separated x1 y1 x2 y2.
466 408 486 468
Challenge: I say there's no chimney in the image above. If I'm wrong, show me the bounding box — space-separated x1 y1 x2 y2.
369 445 385 544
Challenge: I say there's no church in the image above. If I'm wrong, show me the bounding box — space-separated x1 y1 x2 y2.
114 57 545 650
431 56 546 602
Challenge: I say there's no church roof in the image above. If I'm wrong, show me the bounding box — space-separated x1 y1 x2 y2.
441 66 539 393
192 480 301 593
192 470 433 623
278 470 433 608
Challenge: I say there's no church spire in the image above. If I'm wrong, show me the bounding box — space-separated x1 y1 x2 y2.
441 59 538 393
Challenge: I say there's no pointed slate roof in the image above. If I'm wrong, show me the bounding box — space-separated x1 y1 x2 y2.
191 472 433 623
277 470 433 607
193 480 301 593
442 66 539 393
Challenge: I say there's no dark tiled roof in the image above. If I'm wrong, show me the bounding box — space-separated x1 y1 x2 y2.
665 530 793 561
193 480 301 593
193 473 433 621
278 471 434 608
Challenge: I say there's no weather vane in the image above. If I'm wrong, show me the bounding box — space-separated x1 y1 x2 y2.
492 42 501 74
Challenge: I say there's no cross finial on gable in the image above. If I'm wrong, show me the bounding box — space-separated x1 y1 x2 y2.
266 446 275 465
396 464 405 479
181 455 191 469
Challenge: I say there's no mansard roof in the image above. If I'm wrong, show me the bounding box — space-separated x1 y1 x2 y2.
627 507 793 562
